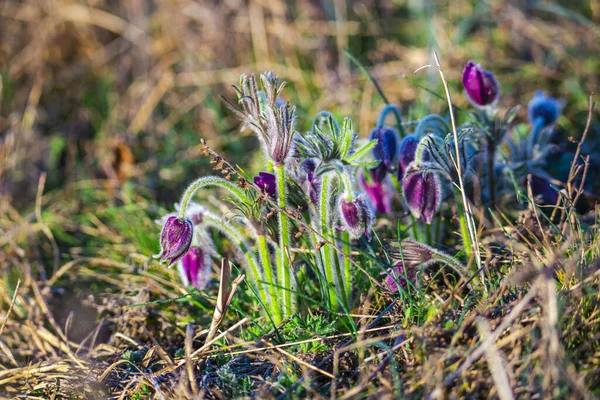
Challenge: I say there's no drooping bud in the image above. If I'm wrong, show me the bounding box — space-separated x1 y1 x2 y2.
254 172 277 198
383 239 465 293
178 246 211 290
369 126 398 180
528 91 562 129
397 135 419 180
462 61 500 108
359 171 392 215
339 195 373 240
402 165 442 224
156 216 194 266
529 174 559 205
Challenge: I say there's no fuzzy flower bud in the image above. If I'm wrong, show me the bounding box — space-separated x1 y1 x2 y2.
178 246 211 290
397 135 419 180
529 174 559 205
254 172 277 198
462 61 499 108
156 216 194 266
359 171 392 215
528 91 562 129
402 165 442 224
339 195 373 240
369 126 398 180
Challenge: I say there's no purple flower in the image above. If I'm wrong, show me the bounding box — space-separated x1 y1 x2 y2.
369 126 398 179
178 247 211 290
462 61 499 108
397 135 419 180
528 91 562 129
402 165 442 224
359 171 392 215
529 174 559 205
339 195 373 240
254 172 277 198
384 262 409 293
157 216 194 266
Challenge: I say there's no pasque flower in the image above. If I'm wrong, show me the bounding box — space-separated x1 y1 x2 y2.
369 126 398 180
156 216 194 266
402 164 442 224
462 61 499 108
528 91 562 129
178 246 211 290
339 195 373 240
360 171 392 215
529 174 560 205
254 172 277 198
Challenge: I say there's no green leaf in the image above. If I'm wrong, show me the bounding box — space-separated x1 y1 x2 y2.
345 139 377 164
339 117 354 159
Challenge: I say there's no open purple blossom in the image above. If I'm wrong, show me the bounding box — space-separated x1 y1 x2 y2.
462 61 499 108
369 126 398 180
254 172 277 198
402 164 442 224
177 246 211 290
156 216 194 266
528 91 562 129
339 195 373 240
360 171 392 215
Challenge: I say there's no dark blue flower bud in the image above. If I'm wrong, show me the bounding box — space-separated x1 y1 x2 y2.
528 91 561 129
157 216 194 266
529 174 559 205
462 61 500 108
369 126 398 177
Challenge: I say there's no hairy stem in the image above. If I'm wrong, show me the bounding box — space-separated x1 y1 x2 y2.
341 230 352 305
275 164 293 317
257 234 281 324
202 214 266 306
178 176 249 219
376 104 406 138
453 184 473 266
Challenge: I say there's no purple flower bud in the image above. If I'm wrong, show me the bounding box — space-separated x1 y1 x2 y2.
339 196 373 240
462 61 499 108
254 172 277 198
359 171 392 215
529 174 559 205
300 159 320 205
178 247 211 290
402 165 442 224
157 216 194 266
369 127 398 175
384 262 408 293
528 91 562 129
383 239 431 293
397 135 419 180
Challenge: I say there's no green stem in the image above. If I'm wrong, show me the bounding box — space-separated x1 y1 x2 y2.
178 176 249 219
320 174 347 310
341 230 352 305
275 164 293 317
257 234 281 324
202 214 266 306
453 184 473 266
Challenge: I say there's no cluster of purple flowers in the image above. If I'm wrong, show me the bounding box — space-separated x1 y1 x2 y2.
154 63 569 302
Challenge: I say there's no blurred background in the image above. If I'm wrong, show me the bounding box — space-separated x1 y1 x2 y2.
1 0 598 211
0 1 599 396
